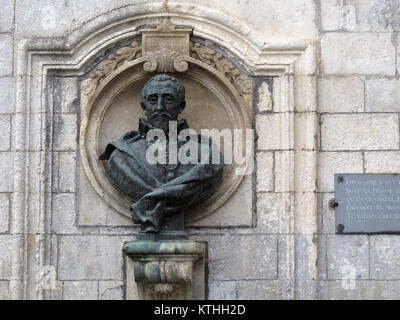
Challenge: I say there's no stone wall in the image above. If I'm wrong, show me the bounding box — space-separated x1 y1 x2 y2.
0 0 400 300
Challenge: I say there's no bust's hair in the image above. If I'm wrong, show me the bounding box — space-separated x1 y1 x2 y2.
141 74 185 102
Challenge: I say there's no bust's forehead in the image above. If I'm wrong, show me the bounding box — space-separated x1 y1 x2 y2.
142 80 179 95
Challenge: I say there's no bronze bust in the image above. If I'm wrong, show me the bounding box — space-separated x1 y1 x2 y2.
99 74 223 234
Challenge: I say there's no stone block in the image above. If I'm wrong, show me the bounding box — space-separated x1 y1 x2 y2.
345 0 400 32
366 79 400 112
256 81 272 112
236 280 292 300
59 236 124 280
0 235 20 280
321 33 395 75
370 235 400 280
294 151 317 192
0 35 13 76
326 235 369 280
256 152 273 192
321 114 399 151
51 193 77 234
0 152 13 192
0 194 10 234
294 76 317 112
318 77 364 113
0 115 11 151
294 192 317 235
99 280 123 300
208 281 237 300
53 114 77 151
0 78 15 114
63 281 98 300
207 235 278 281
318 152 363 192
320 280 400 300
59 152 76 192
257 193 292 234
319 192 336 235
320 0 344 31
295 112 318 151
0 1 14 32
256 113 292 150
275 151 294 192
365 151 400 173
0 281 9 300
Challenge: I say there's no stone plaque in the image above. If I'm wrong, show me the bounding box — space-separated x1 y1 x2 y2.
335 173 400 233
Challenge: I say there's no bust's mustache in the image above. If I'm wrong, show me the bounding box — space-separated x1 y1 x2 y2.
151 112 172 119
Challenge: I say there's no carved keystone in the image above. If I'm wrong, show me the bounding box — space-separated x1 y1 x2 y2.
140 19 192 73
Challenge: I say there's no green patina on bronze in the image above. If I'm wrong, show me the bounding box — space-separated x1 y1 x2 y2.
99 74 223 235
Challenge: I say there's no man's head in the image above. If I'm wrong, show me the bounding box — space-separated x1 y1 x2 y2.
141 74 186 131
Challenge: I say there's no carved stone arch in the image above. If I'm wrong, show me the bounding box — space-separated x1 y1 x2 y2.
13 2 318 300
79 24 254 222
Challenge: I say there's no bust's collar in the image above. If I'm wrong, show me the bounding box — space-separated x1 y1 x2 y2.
138 117 189 138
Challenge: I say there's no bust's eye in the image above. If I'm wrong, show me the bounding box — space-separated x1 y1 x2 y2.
164 96 175 104
148 97 157 104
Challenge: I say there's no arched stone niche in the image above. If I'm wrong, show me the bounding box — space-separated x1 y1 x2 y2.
79 32 253 226
13 3 318 299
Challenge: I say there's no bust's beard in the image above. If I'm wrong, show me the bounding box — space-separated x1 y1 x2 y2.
151 116 170 133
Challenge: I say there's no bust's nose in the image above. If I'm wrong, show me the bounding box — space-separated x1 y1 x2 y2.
155 97 165 111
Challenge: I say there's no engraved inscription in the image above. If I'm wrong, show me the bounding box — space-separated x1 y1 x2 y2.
335 174 400 233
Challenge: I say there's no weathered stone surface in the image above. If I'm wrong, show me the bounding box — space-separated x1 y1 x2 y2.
63 281 98 300
14 0 316 38
257 193 291 234
318 78 364 113
207 235 278 280
320 280 400 300
318 152 363 192
370 236 400 280
364 151 400 172
320 0 345 31
294 76 317 112
236 280 292 300
0 35 13 77
0 281 9 300
208 281 237 299
53 114 77 151
321 114 399 150
99 280 124 300
0 115 11 152
295 113 318 151
0 78 15 114
256 152 273 192
345 0 400 32
0 236 19 279
0 153 13 192
58 152 76 192
321 33 395 75
318 192 335 235
326 235 369 280
51 193 77 234
257 81 272 112
59 236 124 280
0 194 10 234
256 113 292 150
366 79 400 112
0 0 14 33
294 151 317 192
275 151 294 192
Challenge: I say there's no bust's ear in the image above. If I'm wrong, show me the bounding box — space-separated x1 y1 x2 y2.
140 102 145 110
179 101 186 114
